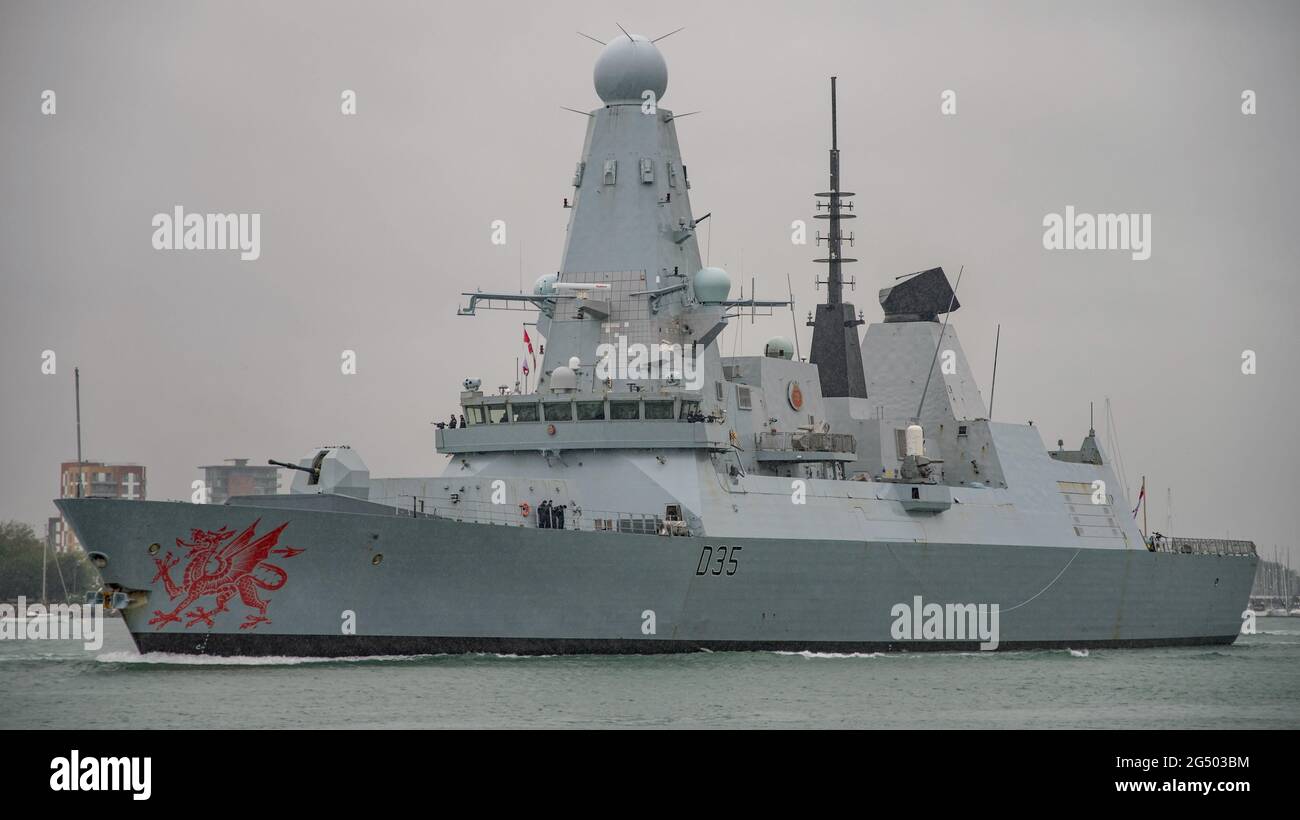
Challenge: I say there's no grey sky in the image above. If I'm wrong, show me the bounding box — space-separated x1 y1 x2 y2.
2 1 1297 561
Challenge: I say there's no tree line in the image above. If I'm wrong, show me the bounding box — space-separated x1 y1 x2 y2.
0 520 99 602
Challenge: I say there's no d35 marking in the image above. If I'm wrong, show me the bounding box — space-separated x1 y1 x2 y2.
695 544 742 577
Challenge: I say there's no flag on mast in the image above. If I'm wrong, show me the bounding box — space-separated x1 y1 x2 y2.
523 328 536 391
1131 478 1146 520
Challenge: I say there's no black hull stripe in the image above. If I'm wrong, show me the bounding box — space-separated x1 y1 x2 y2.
129 632 1241 658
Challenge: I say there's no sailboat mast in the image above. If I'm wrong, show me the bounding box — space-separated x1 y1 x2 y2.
75 366 83 498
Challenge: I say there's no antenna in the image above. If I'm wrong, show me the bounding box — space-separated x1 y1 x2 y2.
576 31 606 46
706 216 712 266
750 274 755 325
1104 397 1132 502
616 22 633 42
560 106 593 117
831 75 838 151
786 272 802 361
988 323 1001 418
915 265 964 419
652 27 685 43
74 366 83 498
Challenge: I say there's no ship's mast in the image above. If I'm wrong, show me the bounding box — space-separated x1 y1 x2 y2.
808 77 867 398
827 77 844 307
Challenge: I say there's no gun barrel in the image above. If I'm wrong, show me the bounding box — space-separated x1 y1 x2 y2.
268 458 314 475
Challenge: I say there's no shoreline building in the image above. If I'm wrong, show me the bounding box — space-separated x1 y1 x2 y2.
57 461 146 551
199 458 280 505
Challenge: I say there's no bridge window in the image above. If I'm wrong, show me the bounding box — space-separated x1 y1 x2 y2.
486 404 508 424
544 402 572 421
466 406 486 425
577 401 605 421
644 401 674 420
511 403 539 422
679 400 700 420
610 401 639 420
737 386 752 410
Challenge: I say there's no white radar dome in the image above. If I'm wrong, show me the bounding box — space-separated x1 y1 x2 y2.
533 273 559 296
764 337 795 360
594 33 668 105
692 266 731 304
550 366 577 391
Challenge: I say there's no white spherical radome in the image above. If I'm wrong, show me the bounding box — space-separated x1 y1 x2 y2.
533 273 559 296
764 337 795 360
692 266 731 304
593 33 668 105
550 366 578 391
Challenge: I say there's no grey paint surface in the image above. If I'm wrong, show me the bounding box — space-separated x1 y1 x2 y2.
58 496 1254 653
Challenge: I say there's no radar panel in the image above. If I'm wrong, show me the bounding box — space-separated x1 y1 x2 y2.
878 267 960 323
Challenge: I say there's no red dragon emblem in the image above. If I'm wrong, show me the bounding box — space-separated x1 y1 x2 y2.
147 519 303 630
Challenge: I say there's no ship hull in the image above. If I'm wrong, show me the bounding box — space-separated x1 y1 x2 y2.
58 498 1256 657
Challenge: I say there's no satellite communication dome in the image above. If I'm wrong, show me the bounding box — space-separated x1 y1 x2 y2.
534 273 558 296
764 336 795 360
692 266 731 304
594 33 668 105
550 365 578 391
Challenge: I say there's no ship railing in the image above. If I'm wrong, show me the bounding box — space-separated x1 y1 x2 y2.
754 431 856 453
377 494 673 535
1149 536 1256 557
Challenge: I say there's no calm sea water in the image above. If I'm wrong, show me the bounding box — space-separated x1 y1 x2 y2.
2 616 1297 729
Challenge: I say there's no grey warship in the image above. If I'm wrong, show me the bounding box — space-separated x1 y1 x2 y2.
58 32 1257 656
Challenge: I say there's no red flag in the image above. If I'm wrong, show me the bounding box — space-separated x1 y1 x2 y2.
1131 480 1146 520
523 329 534 354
